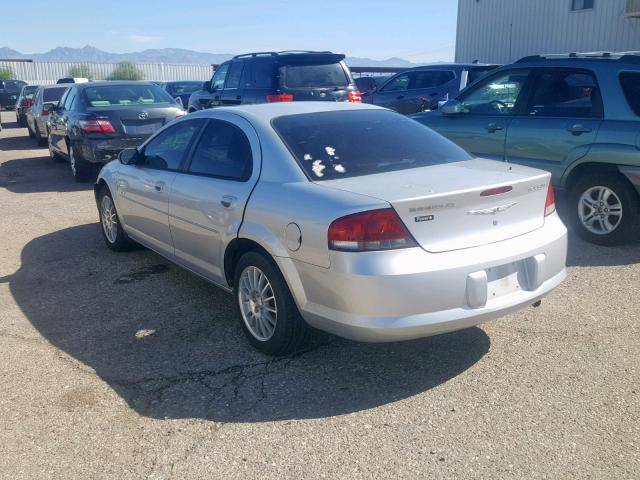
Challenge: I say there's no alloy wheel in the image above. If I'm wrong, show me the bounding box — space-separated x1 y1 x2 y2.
578 186 623 235
100 195 118 244
238 266 278 341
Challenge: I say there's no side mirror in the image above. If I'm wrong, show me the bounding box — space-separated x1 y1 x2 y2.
119 148 141 165
202 80 212 92
42 102 56 113
440 99 467 116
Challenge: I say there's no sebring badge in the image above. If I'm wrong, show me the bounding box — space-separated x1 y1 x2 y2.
138 111 149 120
467 202 518 216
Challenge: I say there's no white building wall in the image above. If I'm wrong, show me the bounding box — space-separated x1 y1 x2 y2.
456 0 640 64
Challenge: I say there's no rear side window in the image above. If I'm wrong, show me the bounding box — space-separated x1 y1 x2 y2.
248 60 275 88
224 62 244 89
525 70 603 118
620 73 640 116
83 84 173 107
279 62 349 88
188 120 252 181
43 87 68 103
272 110 471 181
142 120 204 170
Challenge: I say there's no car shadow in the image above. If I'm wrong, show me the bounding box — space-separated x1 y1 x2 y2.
566 232 640 267
0 156 92 193
0 132 41 151
1 223 490 422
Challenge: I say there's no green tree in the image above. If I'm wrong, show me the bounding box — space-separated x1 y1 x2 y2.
67 65 94 81
107 62 145 81
0 67 15 80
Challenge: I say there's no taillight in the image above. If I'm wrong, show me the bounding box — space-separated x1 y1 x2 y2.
348 90 362 103
545 183 555 217
328 208 417 252
79 117 116 134
266 93 294 102
175 96 183 107
20 98 31 107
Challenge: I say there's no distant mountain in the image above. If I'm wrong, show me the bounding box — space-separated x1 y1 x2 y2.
0 45 420 67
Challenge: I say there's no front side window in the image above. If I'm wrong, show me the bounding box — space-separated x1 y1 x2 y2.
83 84 173 107
620 72 640 116
459 69 530 115
211 63 230 90
142 120 204 170
272 110 471 181
381 73 412 92
188 120 253 181
413 71 455 89
43 87 68 103
525 70 602 118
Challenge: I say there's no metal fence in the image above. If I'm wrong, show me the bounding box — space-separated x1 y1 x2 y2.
0 60 213 85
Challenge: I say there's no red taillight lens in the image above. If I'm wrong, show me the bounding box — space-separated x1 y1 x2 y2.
20 98 31 107
328 208 417 252
79 117 116 134
348 90 362 103
266 93 294 102
545 183 555 217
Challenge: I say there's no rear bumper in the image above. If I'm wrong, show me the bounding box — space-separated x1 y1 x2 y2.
78 136 149 164
292 213 567 342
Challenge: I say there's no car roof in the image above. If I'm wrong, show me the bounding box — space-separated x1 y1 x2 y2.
512 53 640 68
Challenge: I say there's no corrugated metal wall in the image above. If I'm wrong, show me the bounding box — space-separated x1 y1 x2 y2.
456 0 640 64
0 61 213 85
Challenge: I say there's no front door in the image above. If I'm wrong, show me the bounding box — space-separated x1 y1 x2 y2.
116 119 204 258
505 68 603 182
169 116 260 285
429 69 532 161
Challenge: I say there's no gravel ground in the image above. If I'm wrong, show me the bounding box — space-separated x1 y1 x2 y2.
0 110 639 479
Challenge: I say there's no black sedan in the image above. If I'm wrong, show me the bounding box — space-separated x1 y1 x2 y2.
47 81 185 181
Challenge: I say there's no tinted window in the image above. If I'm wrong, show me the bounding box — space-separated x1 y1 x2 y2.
43 87 68 103
62 88 76 110
273 110 470 181
279 62 349 88
381 73 411 92
188 120 252 181
142 120 204 170
83 84 172 107
21 85 38 98
459 70 530 115
212 63 229 90
620 73 640 116
525 70 602 118
224 62 244 89
1 80 26 92
467 66 498 85
413 70 455 89
166 82 202 95
250 60 275 88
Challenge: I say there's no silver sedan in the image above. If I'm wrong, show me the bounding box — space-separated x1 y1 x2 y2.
95 102 567 355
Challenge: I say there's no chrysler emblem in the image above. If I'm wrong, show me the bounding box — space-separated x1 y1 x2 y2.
138 111 149 120
467 202 518 215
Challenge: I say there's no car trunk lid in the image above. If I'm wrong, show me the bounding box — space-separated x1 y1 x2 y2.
318 159 551 253
86 104 180 138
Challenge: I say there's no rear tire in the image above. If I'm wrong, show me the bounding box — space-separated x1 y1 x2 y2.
569 171 639 245
233 251 311 356
69 144 93 182
35 123 47 146
98 186 135 251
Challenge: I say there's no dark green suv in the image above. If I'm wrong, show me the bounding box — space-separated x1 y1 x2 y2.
412 53 640 245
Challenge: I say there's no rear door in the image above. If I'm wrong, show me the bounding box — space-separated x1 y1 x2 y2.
116 120 203 258
169 117 260 284
206 62 230 108
220 61 245 106
504 68 603 182
234 59 276 104
424 69 532 161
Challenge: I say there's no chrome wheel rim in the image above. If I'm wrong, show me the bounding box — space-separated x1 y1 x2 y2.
238 266 277 341
578 186 622 235
69 146 77 177
100 195 118 244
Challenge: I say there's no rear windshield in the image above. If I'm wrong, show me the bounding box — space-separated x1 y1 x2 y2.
279 62 349 89
167 82 202 95
83 84 173 107
1 80 25 92
272 110 471 181
43 87 68 102
620 72 640 116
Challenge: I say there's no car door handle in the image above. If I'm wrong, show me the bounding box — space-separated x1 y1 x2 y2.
485 123 504 133
154 181 166 192
567 124 592 135
221 195 237 208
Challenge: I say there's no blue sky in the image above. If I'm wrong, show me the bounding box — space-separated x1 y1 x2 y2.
2 0 458 62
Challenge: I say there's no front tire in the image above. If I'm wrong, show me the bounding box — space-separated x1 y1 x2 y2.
48 137 64 162
98 187 135 251
234 251 311 355
569 172 639 245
